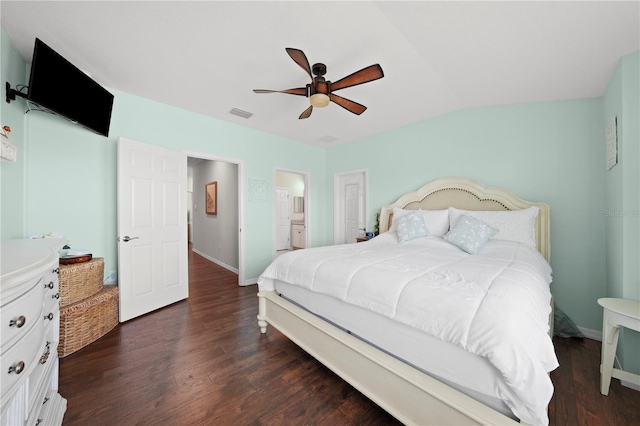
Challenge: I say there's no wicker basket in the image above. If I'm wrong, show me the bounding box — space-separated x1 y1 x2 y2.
59 257 104 307
58 285 119 357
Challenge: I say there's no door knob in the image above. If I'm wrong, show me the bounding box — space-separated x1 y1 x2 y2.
122 236 139 242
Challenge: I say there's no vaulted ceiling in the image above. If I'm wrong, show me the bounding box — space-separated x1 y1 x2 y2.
2 1 638 147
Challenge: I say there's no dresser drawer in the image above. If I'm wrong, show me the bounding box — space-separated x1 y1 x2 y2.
28 344 58 423
44 264 60 286
1 317 44 399
43 266 60 302
43 307 59 349
32 391 66 426
43 279 60 322
1 277 44 352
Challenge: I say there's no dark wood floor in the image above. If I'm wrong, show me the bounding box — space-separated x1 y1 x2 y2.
548 337 640 425
59 248 640 425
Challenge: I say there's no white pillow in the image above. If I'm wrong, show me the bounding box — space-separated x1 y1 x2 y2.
390 207 449 237
448 206 539 247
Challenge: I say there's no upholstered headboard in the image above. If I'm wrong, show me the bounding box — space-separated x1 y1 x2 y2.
379 177 550 262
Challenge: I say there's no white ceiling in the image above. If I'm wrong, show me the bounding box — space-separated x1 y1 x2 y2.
2 1 638 147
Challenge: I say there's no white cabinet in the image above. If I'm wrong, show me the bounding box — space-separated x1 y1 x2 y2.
1 239 67 426
291 224 306 249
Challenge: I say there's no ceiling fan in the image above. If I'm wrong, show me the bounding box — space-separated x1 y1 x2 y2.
253 48 384 119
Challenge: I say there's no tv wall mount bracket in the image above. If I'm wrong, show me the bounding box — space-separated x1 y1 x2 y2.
6 82 28 104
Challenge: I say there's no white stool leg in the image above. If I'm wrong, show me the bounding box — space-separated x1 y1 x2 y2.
600 311 620 396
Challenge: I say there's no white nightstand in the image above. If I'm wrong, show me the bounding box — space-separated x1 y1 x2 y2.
356 236 373 243
597 297 640 395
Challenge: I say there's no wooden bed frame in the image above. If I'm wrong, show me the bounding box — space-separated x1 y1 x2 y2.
257 177 551 425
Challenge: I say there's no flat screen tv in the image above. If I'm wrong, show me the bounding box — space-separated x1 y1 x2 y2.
27 38 114 137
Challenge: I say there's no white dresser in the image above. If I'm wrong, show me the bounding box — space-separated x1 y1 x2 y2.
1 238 67 426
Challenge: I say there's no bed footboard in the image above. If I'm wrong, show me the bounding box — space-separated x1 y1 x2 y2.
257 290 521 426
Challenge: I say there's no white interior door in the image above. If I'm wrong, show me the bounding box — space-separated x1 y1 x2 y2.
117 137 188 322
345 183 360 243
334 170 368 244
275 188 290 250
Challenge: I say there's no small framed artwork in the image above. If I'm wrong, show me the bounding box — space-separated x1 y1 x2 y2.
206 181 217 215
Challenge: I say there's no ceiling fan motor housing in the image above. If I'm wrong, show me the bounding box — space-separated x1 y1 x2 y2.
308 83 331 107
307 78 330 97
310 63 330 98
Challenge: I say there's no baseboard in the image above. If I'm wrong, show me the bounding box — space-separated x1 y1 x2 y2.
192 248 239 274
620 379 640 392
242 278 258 286
578 326 602 341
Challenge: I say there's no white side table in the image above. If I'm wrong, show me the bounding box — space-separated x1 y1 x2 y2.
597 297 640 395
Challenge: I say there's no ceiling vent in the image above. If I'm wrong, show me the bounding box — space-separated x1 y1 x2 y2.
317 135 339 144
229 108 253 119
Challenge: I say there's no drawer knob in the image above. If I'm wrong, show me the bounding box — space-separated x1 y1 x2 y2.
8 361 25 375
52 293 60 299
45 281 54 289
44 312 54 321
9 315 26 328
53 267 60 274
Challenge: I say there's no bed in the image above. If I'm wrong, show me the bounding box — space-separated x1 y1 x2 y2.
257 177 557 426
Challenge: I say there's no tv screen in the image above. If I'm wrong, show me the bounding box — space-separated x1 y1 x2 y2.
27 38 114 137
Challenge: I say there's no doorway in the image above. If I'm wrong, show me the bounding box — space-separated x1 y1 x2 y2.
274 169 309 256
334 169 368 245
275 187 290 250
184 150 245 286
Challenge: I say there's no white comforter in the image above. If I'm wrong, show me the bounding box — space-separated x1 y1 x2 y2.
258 232 559 426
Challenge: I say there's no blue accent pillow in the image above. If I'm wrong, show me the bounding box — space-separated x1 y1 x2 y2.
444 214 498 254
396 211 430 243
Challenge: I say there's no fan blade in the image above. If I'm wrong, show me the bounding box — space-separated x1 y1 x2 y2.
298 105 313 119
330 64 384 92
286 48 313 79
253 87 307 96
330 93 367 115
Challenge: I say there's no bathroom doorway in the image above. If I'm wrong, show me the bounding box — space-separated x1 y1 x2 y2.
274 169 309 256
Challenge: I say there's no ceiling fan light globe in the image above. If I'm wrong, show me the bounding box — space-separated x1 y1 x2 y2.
309 93 330 108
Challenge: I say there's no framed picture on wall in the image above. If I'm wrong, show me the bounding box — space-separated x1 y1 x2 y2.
206 181 217 215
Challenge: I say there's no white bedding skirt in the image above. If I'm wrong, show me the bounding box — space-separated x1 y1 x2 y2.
274 280 518 421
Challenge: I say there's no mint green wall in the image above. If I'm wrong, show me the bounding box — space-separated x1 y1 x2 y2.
22 89 327 282
327 99 608 331
603 62 625 299
0 28 27 239
2 26 327 282
603 51 640 375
